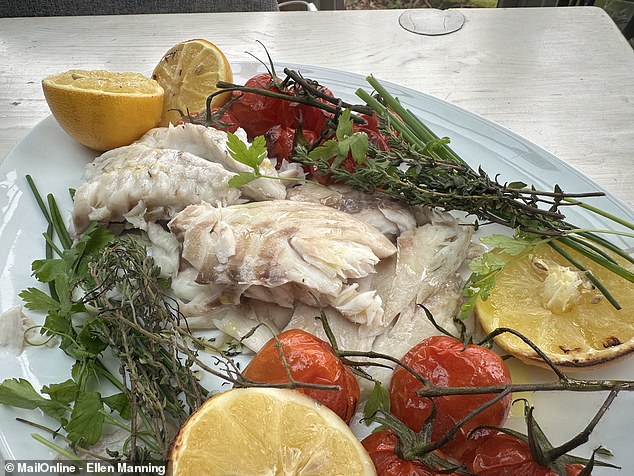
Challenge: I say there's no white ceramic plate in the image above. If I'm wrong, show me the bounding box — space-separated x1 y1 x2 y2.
0 63 632 473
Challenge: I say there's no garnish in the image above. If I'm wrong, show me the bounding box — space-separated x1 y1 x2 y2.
308 108 369 167
226 132 268 187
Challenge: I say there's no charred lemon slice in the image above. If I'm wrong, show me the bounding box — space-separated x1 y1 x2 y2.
475 242 634 367
152 38 232 126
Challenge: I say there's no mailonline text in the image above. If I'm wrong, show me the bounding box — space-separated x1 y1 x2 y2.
4 460 166 475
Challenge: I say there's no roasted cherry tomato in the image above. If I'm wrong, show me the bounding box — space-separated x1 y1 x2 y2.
461 431 585 476
225 73 287 137
265 125 295 161
389 336 512 459
284 83 334 133
361 430 459 476
265 125 320 161
242 329 360 423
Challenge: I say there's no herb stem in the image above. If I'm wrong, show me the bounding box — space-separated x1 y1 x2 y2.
555 237 634 283
355 89 418 144
564 198 634 231
46 194 72 250
214 81 369 123
30 434 84 461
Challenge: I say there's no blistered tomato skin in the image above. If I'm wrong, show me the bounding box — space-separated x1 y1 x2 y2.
389 336 513 459
225 73 286 138
362 430 459 476
241 329 360 423
461 432 585 476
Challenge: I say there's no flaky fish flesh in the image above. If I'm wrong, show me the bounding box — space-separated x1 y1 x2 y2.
168 200 396 325
369 277 465 388
286 182 417 239
138 123 288 202
380 209 473 324
72 143 241 234
284 304 378 351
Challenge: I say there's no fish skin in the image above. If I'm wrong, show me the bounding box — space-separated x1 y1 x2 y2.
72 143 241 234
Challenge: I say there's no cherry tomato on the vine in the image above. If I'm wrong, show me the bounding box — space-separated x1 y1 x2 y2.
225 73 287 138
241 329 360 423
361 429 459 476
389 335 512 460
461 431 586 476
265 125 320 162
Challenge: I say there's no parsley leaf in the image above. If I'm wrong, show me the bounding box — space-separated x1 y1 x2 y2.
42 379 80 405
480 234 535 256
226 133 268 188
102 392 131 420
309 109 369 166
228 171 260 188
227 132 267 172
0 378 70 422
19 287 59 311
65 391 105 446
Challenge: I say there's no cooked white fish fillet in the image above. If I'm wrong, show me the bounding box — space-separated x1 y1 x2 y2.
284 304 378 351
168 200 396 325
368 277 464 389
381 209 473 324
286 183 417 239
0 306 26 355
328 284 385 327
248 300 295 331
170 267 225 323
0 306 56 354
143 222 181 279
138 123 287 202
72 143 241 234
242 282 385 328
213 311 279 353
209 301 294 353
169 200 396 291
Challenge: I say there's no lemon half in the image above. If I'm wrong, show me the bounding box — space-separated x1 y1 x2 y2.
169 387 376 476
152 38 233 126
42 70 164 151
